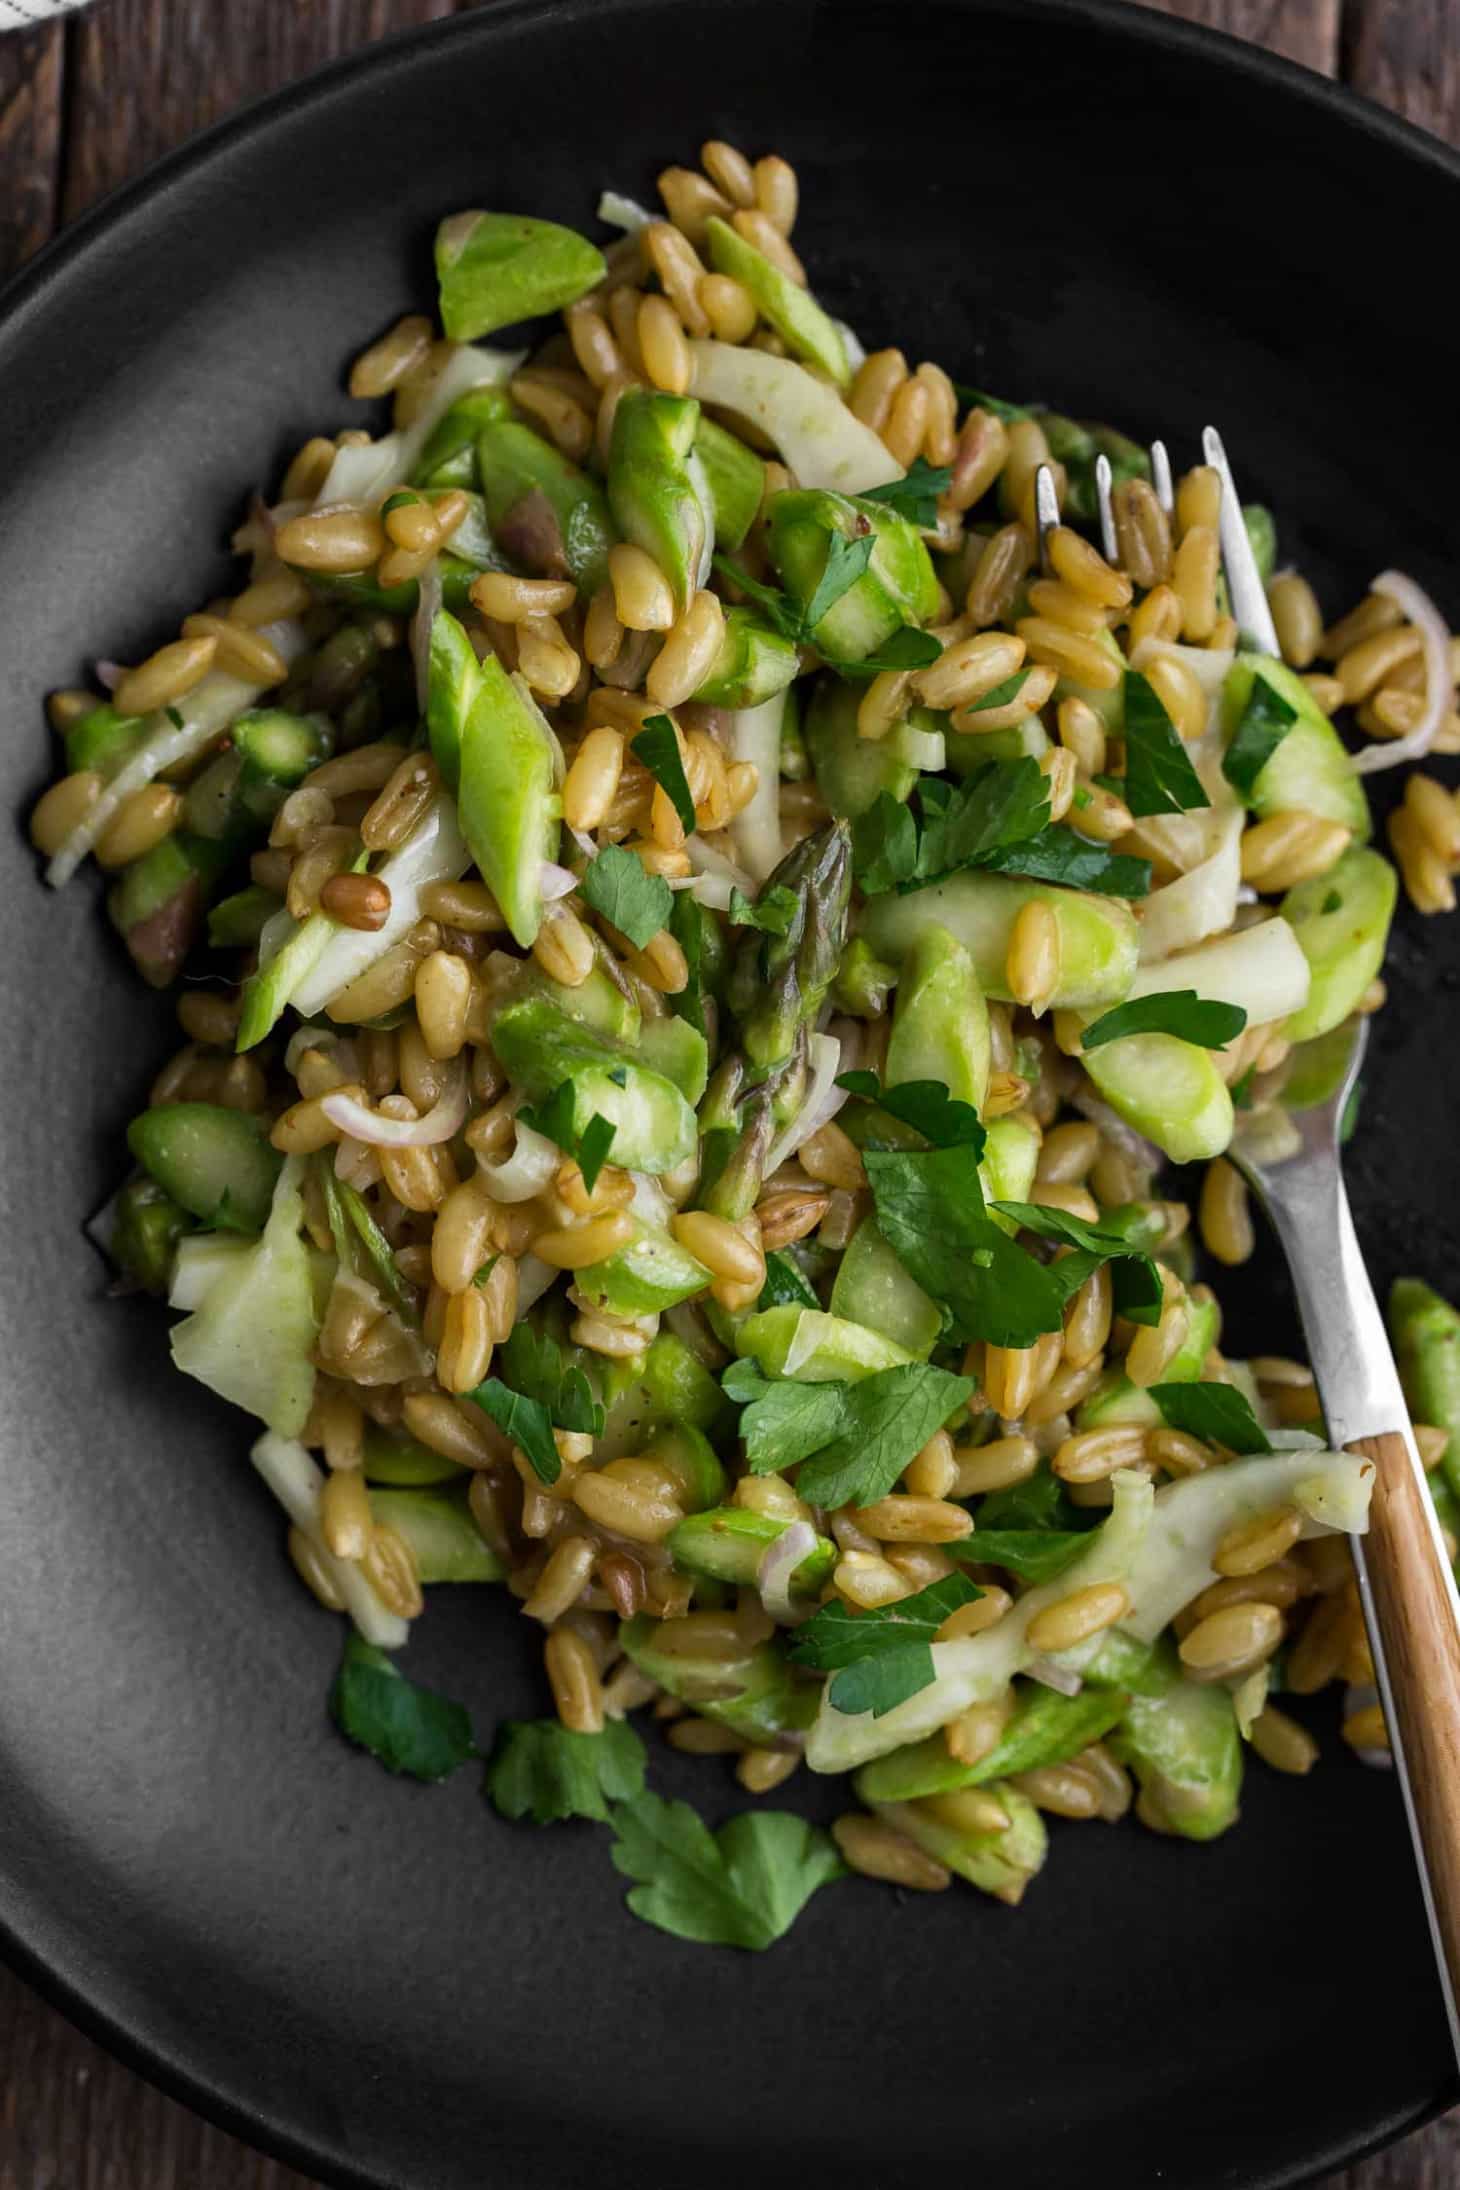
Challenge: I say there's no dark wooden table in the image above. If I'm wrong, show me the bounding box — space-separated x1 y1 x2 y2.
3 0 1460 2181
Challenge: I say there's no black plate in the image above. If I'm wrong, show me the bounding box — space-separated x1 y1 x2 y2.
3 3 1459 2183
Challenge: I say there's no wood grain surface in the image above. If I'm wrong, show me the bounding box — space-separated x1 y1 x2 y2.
2 0 1459 2184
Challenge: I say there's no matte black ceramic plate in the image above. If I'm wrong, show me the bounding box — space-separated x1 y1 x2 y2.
3 4 1459 2184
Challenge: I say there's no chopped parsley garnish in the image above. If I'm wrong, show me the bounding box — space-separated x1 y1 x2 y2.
1079 991 1248 1052
608 1791 844 1950
486 1718 647 1824
1122 668 1210 818
1151 1379 1273 1455
579 843 673 949
790 1572 983 1716
1222 678 1298 799
330 1636 477 1781
631 715 697 837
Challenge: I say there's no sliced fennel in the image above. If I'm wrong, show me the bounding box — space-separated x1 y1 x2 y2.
1138 802 1244 963
290 795 470 1017
763 1031 845 1176
1125 916 1311 1026
725 688 788 882
688 340 901 494
313 342 525 508
169 1232 253 1309
807 1470 1155 1772
251 1432 408 1648
46 620 308 887
170 1156 320 1438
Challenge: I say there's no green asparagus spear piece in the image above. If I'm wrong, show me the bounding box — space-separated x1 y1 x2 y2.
110 1175 193 1295
107 831 229 988
619 1615 817 1744
635 1012 709 1103
127 1103 283 1233
831 935 897 1019
434 210 604 341
734 1302 915 1382
868 1785 1048 1902
803 680 940 818
855 1684 1128 1805
490 995 697 1174
410 385 515 487
645 1424 728 1513
727 819 853 1077
367 1485 504 1582
693 415 766 549
828 1217 941 1359
1076 1292 1220 1430
572 1214 712 1316
704 216 850 385
669 1505 837 1593
1080 1031 1234 1165
607 388 707 615
884 921 990 1114
363 1425 468 1486
207 884 282 950
476 420 614 595
692 604 801 709
861 870 1139 1009
1281 846 1397 1043
494 944 642 1046
1223 653 1370 839
183 708 333 851
1109 1642 1243 1841
768 488 939 660
65 701 146 778
1390 1278 1460 1501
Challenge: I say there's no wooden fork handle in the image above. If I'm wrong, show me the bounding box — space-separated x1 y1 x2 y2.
1349 1428 1460 2016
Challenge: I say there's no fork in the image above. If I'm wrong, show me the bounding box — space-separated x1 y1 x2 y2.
1068 435 1460 2058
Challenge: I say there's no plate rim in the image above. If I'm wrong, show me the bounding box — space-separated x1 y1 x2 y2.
2 1 1458 2181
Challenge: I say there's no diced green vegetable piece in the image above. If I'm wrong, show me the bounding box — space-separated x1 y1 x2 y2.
127 1103 283 1233
368 1485 504 1582
456 649 562 948
832 934 898 1018
1083 1627 1166 1695
885 921 990 1114
1080 1032 1234 1164
1391 1278 1460 1502
981 1115 1040 1232
693 416 766 550
1281 846 1397 1043
645 1424 727 1514
169 1156 318 1438
1076 1293 1220 1430
107 831 227 988
476 419 614 595
619 1615 816 1743
607 388 706 615
635 1012 709 1103
111 1175 192 1295
1110 1642 1243 1841
734 1302 915 1382
856 1684 1127 1806
595 1330 733 1460
573 1215 712 1316
65 701 147 777
1222 654 1370 839
1243 506 1277 584
435 210 604 340
803 682 939 818
768 488 939 660
871 1784 1047 1902
410 385 515 486
944 711 1051 776
829 1217 942 1359
704 215 850 385
692 604 800 708
363 1426 468 1486
490 995 696 1174
669 1505 836 1592
862 870 1139 1009
207 884 282 950
233 708 333 793
498 946 642 1047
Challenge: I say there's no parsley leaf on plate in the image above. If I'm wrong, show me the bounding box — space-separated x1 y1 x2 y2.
1151 1379 1274 1455
851 792 921 894
836 1069 986 1152
756 1250 820 1313
1222 677 1297 799
992 1199 1164 1326
579 844 673 950
519 1080 618 1192
790 1572 982 1715
858 456 953 529
471 1322 606 1483
917 758 1050 881
720 1359 854 1473
608 1791 844 1950
832 624 944 677
728 883 798 936
330 1636 477 1782
802 529 878 632
976 824 1152 898
1122 668 1210 819
1080 991 1247 1052
631 715 697 837
864 1142 1069 1349
486 1717 646 1824
793 1362 974 1509
469 1378 561 1482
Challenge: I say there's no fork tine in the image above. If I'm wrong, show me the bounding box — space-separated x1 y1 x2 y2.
1033 462 1060 570
1094 453 1118 564
1149 438 1174 516
1202 424 1280 656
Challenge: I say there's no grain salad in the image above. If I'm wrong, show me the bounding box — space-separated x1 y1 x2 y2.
29 140 1460 1948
